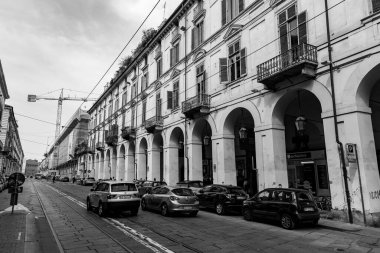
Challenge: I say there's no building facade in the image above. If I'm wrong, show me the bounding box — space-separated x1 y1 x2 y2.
87 0 380 225
24 159 39 177
47 108 91 178
0 105 24 175
0 60 10 157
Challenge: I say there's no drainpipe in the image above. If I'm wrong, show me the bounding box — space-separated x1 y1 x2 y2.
180 5 190 181
324 0 353 224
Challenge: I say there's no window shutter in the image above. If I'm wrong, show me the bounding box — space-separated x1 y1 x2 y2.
240 48 247 76
298 12 307 45
373 0 380 13
221 0 227 25
279 24 288 53
191 27 196 50
219 58 228 82
170 48 174 67
167 91 173 109
238 0 244 13
146 72 149 87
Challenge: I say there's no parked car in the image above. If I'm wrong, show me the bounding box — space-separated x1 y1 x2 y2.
133 179 145 189
138 180 167 197
197 184 248 215
242 188 320 230
61 176 70 182
141 186 199 217
83 177 96 186
87 181 140 216
176 180 204 194
54 175 61 181
0 177 5 192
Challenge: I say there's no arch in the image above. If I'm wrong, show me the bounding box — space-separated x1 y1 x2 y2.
167 127 185 184
99 151 105 179
105 149 111 179
342 54 380 107
137 137 148 180
267 80 332 126
95 153 100 179
152 133 164 181
125 141 136 181
218 100 262 134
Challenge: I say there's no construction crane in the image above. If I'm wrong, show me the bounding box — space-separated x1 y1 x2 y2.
27 88 97 140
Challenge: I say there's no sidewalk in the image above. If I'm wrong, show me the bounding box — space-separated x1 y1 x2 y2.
0 179 60 253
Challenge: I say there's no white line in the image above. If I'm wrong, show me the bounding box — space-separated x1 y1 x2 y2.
46 185 174 253
17 232 21 241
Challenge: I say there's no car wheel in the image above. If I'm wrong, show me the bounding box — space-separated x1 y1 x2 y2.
98 202 106 217
141 199 147 211
243 208 252 221
215 203 225 215
86 198 92 211
189 211 198 217
131 208 139 216
161 203 169 216
281 213 295 230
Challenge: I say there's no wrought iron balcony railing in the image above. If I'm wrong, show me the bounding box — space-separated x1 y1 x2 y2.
121 126 136 141
257 43 318 89
182 94 210 118
95 142 104 151
144 116 163 133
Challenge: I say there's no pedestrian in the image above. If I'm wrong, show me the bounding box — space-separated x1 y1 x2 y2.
52 176 55 183
243 178 249 193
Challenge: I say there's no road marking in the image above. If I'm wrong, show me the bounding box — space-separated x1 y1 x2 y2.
0 204 31 214
17 232 21 240
46 185 174 253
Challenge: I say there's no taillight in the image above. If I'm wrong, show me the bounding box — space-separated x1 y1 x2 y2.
107 194 117 199
169 196 180 201
226 194 235 199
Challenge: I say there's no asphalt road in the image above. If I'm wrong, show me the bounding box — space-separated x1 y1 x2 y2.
31 179 380 253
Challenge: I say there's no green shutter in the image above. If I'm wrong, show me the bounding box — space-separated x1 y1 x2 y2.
219 58 228 82
221 0 227 25
240 48 247 76
167 91 173 109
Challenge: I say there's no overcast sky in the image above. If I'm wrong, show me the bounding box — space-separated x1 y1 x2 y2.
0 0 182 162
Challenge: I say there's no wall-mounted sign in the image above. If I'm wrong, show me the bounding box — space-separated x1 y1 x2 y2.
345 143 357 163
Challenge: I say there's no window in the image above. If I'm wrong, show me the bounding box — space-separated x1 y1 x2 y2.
191 21 204 50
196 64 206 95
278 4 307 53
157 57 162 78
141 71 149 91
170 43 180 67
167 91 173 110
257 190 270 201
221 0 244 25
173 81 179 109
131 83 137 99
108 101 113 118
373 0 380 13
122 91 128 107
219 41 246 83
131 106 135 128
115 98 119 112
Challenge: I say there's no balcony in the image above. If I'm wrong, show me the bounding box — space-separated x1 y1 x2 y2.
193 2 205 23
121 126 136 141
144 116 163 133
257 43 318 90
95 142 104 151
74 142 90 156
105 135 118 147
182 94 210 119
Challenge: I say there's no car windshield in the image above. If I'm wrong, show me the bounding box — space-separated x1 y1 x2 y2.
172 188 194 196
227 187 246 195
297 192 313 201
111 183 137 192
189 181 203 188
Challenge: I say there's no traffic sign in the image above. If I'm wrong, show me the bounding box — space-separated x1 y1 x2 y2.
345 143 357 163
8 186 23 194
7 172 25 187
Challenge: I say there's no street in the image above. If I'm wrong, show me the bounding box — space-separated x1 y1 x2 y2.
1 179 380 253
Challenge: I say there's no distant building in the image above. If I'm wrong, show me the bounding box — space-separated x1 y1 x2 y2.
24 159 39 177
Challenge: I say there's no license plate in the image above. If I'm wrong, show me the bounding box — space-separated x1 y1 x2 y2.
304 207 314 212
237 196 246 200
184 206 192 210
119 195 131 199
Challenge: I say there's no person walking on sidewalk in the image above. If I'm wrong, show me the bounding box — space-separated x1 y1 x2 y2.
52 176 55 183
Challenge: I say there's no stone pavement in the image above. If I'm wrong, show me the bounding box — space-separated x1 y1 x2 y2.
0 179 60 253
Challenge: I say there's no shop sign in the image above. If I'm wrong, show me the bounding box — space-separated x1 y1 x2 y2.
345 143 357 163
287 152 311 160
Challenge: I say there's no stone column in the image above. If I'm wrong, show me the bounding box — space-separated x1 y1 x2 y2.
136 151 147 180
165 146 179 185
188 141 203 180
125 154 135 181
254 125 288 190
212 134 236 185
150 148 161 181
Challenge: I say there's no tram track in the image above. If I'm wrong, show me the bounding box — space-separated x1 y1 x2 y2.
40 182 205 253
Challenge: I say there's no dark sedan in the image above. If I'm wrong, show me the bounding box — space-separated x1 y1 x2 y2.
141 186 199 216
242 188 320 229
197 184 248 215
